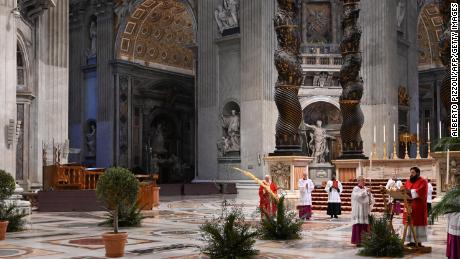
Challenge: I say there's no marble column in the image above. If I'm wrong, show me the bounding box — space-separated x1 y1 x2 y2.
0 0 17 175
35 0 69 182
359 0 400 158
96 3 115 167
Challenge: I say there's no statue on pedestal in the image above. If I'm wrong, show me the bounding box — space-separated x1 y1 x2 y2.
396 0 406 29
304 120 334 163
152 123 167 154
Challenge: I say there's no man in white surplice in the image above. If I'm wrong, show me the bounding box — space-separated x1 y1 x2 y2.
351 176 375 245
325 175 343 219
297 171 315 220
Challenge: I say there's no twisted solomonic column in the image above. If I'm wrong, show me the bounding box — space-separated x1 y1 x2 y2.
338 0 367 159
272 0 303 155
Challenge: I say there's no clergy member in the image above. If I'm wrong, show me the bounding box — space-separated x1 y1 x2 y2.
325 174 342 219
386 173 403 215
427 179 433 225
351 176 375 246
298 171 315 220
259 175 278 218
447 212 460 259
403 167 428 247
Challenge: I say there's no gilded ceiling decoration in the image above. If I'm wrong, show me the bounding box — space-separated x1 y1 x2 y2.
117 0 195 73
418 3 443 69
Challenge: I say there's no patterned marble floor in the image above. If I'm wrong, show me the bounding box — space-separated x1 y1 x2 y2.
0 191 449 258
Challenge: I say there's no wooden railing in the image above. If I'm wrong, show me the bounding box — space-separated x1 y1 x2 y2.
43 164 160 209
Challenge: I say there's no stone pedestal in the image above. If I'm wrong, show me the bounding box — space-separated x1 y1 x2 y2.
432 151 460 193
264 156 313 210
4 184 31 215
309 163 335 188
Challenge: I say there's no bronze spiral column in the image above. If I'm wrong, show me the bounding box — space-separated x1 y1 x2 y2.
338 0 367 159
271 0 303 155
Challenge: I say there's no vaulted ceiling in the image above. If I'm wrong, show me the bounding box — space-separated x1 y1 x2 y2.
116 0 196 74
418 2 443 70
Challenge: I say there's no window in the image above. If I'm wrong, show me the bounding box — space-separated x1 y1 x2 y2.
17 44 25 90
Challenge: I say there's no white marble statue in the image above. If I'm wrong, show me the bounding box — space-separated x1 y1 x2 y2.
214 0 239 34
151 153 160 174
224 0 239 25
220 110 240 152
396 0 406 29
304 120 334 163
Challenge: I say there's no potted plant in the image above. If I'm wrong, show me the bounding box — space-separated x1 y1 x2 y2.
0 170 16 240
96 167 139 257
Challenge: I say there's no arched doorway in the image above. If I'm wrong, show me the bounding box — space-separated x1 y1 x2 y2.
302 101 342 161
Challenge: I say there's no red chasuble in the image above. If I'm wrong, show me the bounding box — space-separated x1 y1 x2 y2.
403 177 428 226
259 181 278 216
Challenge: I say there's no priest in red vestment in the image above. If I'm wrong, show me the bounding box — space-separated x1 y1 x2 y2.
403 166 428 247
259 175 278 218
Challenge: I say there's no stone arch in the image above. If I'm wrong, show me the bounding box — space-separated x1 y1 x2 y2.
300 96 340 111
115 0 197 75
303 101 342 126
417 2 443 70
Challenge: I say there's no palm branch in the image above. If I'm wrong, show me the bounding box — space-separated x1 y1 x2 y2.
430 186 460 222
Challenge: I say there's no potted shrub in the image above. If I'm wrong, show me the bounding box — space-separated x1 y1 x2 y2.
96 167 139 258
0 170 16 240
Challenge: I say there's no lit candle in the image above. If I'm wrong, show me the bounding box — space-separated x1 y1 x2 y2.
393 124 396 142
417 123 419 141
427 122 430 141
383 125 386 143
439 121 442 139
374 126 376 143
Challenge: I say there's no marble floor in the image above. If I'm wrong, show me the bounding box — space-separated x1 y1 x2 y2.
0 192 449 258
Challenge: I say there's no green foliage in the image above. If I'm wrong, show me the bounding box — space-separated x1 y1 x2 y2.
258 196 303 240
434 137 460 151
0 203 27 232
96 167 139 233
200 200 258 259
0 170 15 201
100 202 145 228
430 186 460 222
358 215 404 257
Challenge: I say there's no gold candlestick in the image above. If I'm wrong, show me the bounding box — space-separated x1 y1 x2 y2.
382 143 387 160
416 141 421 159
392 143 399 159
427 141 432 159
372 143 378 160
404 142 410 159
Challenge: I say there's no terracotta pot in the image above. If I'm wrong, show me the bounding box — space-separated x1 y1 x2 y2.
0 221 9 240
102 232 128 258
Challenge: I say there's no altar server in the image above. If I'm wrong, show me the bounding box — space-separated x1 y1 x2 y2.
325 175 342 219
298 172 314 220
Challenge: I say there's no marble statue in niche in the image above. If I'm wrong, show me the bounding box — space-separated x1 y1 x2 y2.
86 120 96 158
214 0 239 34
397 0 406 29
152 123 167 154
218 109 240 156
86 21 97 58
304 120 334 163
312 72 331 88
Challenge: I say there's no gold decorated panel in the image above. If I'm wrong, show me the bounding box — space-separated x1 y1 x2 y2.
418 3 443 68
117 0 195 72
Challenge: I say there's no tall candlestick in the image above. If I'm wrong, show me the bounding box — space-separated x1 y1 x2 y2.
383 125 386 143
428 122 430 141
373 126 376 143
417 123 419 141
393 124 396 142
